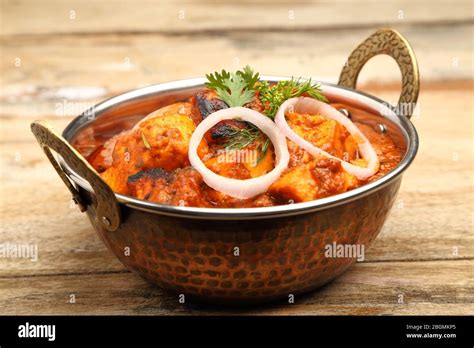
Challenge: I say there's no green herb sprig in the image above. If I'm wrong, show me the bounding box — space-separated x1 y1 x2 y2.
222 126 261 150
205 66 327 158
205 65 259 107
206 66 327 118
222 124 271 163
257 138 271 163
256 78 327 118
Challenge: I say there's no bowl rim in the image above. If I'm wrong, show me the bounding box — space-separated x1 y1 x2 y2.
60 76 419 220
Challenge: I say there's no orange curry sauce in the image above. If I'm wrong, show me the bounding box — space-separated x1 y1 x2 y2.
75 90 403 208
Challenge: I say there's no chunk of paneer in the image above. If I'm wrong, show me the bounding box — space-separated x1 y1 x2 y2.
127 167 208 207
100 102 199 194
134 102 194 127
286 111 358 160
269 157 358 203
126 168 172 202
136 113 196 170
189 89 228 123
287 139 313 167
199 117 275 180
269 164 318 202
245 145 274 178
203 143 274 179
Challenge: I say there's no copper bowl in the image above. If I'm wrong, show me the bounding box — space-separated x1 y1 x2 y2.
31 29 419 303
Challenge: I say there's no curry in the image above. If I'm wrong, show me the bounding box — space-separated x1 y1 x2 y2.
78 67 403 208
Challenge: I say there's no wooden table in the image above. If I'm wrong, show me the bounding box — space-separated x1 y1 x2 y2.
1 0 473 315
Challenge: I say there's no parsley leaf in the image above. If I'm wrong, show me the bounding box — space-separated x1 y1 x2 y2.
205 66 258 107
205 69 231 91
209 73 255 107
237 65 260 90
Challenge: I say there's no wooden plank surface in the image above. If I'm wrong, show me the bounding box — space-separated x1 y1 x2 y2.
0 0 473 315
0 85 472 314
2 0 472 35
1 261 472 315
1 24 472 119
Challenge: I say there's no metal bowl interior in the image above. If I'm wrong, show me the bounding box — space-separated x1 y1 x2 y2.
59 76 418 220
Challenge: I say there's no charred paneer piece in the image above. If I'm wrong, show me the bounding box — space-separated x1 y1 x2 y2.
127 167 208 207
127 168 172 202
191 90 228 121
100 102 199 194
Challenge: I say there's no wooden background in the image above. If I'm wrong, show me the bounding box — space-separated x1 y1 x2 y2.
0 0 473 315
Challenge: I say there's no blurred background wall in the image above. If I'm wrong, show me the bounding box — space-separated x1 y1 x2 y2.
1 0 472 118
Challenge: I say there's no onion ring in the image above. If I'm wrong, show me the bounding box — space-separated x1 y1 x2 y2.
275 97 380 180
188 107 290 199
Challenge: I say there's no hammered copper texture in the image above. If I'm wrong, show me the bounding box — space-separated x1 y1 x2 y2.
83 179 401 303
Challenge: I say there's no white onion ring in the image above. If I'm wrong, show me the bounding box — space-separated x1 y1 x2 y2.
275 97 380 180
188 107 290 199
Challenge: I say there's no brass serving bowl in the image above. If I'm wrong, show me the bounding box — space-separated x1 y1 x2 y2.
31 29 419 303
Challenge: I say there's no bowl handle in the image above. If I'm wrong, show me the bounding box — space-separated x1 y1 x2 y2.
31 120 121 231
338 28 420 119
